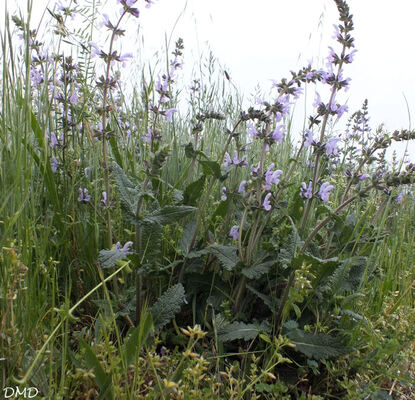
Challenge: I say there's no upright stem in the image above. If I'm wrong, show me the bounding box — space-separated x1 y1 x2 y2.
101 10 128 248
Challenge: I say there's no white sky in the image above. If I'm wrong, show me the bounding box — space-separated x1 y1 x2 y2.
3 0 415 158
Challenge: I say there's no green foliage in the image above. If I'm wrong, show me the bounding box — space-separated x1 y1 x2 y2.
217 321 270 342
98 248 129 269
284 321 351 360
78 339 114 400
151 283 185 332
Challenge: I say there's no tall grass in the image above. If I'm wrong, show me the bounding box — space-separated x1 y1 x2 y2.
1 0 414 399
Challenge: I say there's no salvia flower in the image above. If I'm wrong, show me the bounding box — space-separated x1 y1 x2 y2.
238 180 247 196
221 187 227 201
115 241 133 253
164 108 177 122
304 129 314 147
325 137 341 156
396 191 404 203
318 182 334 202
224 152 232 167
264 164 283 190
229 225 239 240
50 157 58 172
271 125 285 144
247 123 259 138
89 41 103 58
101 191 108 206
49 132 59 147
300 181 313 199
78 188 91 202
359 173 370 181
263 193 272 211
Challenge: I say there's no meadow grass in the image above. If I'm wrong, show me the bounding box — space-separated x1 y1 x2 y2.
0 1 415 399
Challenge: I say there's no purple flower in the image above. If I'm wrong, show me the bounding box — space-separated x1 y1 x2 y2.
30 67 43 87
156 75 169 92
89 41 102 58
99 13 110 28
49 132 59 147
84 167 90 178
318 182 334 202
229 225 239 240
115 241 134 253
396 191 404 203
345 49 358 63
221 187 227 201
332 24 340 40
325 137 341 156
164 108 177 122
238 180 247 196
144 128 152 143
327 46 337 66
264 164 282 190
119 53 133 68
50 157 58 172
304 129 314 147
251 163 260 176
359 173 370 181
263 193 272 211
224 152 232 167
336 104 348 118
292 87 303 99
247 123 259 138
69 89 79 105
101 191 108 206
313 92 322 109
272 125 285 144
78 188 91 202
145 0 156 8
300 181 313 199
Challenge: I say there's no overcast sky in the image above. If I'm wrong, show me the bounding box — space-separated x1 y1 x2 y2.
3 0 415 157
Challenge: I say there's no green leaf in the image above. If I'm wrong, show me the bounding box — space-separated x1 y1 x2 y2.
285 328 350 360
279 217 302 266
140 205 196 226
188 245 239 271
98 249 129 269
199 160 222 179
123 311 153 367
329 256 367 293
151 284 185 332
242 261 275 279
112 163 140 218
217 321 270 342
183 175 206 206
109 136 123 168
179 219 197 256
79 339 113 400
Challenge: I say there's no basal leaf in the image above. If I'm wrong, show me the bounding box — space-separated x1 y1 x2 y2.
217 321 270 342
285 328 350 360
151 284 185 332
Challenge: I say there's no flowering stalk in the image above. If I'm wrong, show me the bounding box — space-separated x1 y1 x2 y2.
99 8 128 248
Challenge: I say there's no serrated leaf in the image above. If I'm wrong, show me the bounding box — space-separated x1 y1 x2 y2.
98 249 129 269
140 205 196 226
217 321 270 342
199 160 222 179
285 328 350 360
242 261 274 279
151 284 185 332
183 175 206 206
179 219 197 256
112 163 140 218
206 245 239 271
